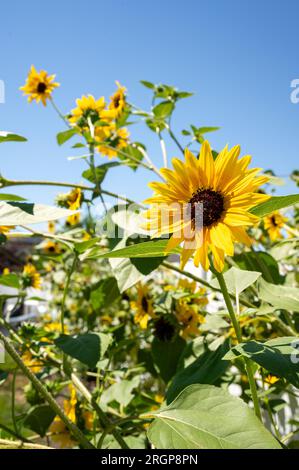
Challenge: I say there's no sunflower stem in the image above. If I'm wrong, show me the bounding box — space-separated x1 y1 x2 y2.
0 331 94 449
213 269 262 421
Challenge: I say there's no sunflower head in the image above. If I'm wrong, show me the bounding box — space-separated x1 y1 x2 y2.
264 211 287 241
131 283 154 329
69 94 106 126
94 124 129 158
20 65 59 105
23 263 41 289
50 385 77 448
175 299 204 339
101 81 126 120
43 240 61 255
144 141 270 272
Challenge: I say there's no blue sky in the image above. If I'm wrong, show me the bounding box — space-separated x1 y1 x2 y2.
0 0 298 211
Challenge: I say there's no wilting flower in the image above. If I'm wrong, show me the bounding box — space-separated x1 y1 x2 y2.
101 81 126 120
264 211 287 241
50 385 77 448
144 141 270 272
20 65 59 105
23 263 41 289
131 284 154 329
95 123 129 158
69 94 106 126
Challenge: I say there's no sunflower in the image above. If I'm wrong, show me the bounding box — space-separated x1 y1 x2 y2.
101 81 126 120
23 263 41 289
95 124 129 158
144 141 270 272
264 211 287 241
67 212 81 226
43 240 61 255
20 65 59 105
22 350 43 374
50 385 77 448
175 300 205 339
131 284 154 329
69 94 106 126
67 188 82 210
0 226 14 235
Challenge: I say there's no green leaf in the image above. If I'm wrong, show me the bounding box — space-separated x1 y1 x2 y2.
166 341 229 403
140 80 155 89
90 277 120 310
224 337 299 388
24 405 55 437
258 278 299 311
55 333 112 368
74 237 100 254
146 384 281 449
0 194 27 202
196 126 220 134
251 194 299 217
211 267 261 296
153 101 174 119
233 251 283 284
88 239 179 259
0 133 27 143
101 376 140 407
118 144 144 170
151 336 186 384
0 273 20 289
82 161 120 185
56 128 77 145
0 201 78 225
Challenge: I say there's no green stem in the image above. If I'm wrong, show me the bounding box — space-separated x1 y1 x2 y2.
61 255 77 335
50 97 71 128
213 269 262 421
0 331 94 449
11 369 19 436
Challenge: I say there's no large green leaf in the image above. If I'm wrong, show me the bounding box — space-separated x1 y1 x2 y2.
211 267 261 296
56 128 77 145
101 376 140 407
166 341 229 403
153 101 174 119
146 384 281 449
0 201 78 225
55 333 112 368
0 273 20 289
251 194 299 217
233 251 283 284
224 337 299 388
24 405 55 437
258 278 299 311
82 161 120 185
87 239 179 259
151 336 186 384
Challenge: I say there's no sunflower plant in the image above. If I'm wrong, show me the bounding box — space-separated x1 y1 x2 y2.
0 68 298 450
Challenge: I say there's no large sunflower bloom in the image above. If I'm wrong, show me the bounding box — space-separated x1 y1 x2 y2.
69 94 106 126
20 65 59 105
264 211 287 241
144 141 270 272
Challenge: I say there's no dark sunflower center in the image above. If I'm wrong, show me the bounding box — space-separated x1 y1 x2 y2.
189 188 224 227
37 82 47 93
113 95 120 108
141 296 149 312
271 215 278 226
154 317 176 342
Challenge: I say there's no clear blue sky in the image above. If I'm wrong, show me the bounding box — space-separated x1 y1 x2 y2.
0 0 298 210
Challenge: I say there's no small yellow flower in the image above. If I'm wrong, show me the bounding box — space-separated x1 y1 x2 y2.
50 385 77 448
20 65 59 105
144 142 270 272
101 81 126 120
83 410 94 431
2 267 10 275
23 263 41 289
43 241 61 255
69 94 106 126
48 221 56 234
82 231 91 241
265 374 280 385
95 123 129 158
264 211 288 241
131 284 154 329
67 188 82 211
67 212 81 226
22 350 43 374
175 299 204 339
